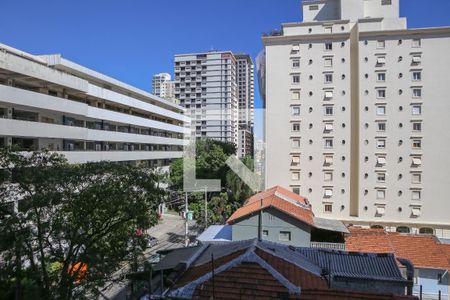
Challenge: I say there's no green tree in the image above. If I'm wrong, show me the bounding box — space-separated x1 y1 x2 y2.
225 156 255 204
0 148 163 300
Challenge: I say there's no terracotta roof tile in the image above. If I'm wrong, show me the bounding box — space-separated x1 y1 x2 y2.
227 186 314 226
345 227 450 270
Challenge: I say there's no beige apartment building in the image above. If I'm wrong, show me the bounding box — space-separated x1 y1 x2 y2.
260 0 450 238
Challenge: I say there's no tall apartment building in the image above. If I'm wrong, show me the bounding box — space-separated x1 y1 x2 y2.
0 43 189 166
235 54 255 158
174 51 255 150
152 73 176 103
259 0 450 238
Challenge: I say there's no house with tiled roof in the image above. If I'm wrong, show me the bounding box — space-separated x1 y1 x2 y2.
198 186 349 247
345 226 450 300
151 239 417 299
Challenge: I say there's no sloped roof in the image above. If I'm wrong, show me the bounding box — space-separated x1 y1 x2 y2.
196 225 232 242
346 227 450 270
162 239 410 299
227 186 315 226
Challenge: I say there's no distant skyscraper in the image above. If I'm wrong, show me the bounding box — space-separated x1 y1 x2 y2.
174 51 239 145
235 54 255 158
152 73 176 102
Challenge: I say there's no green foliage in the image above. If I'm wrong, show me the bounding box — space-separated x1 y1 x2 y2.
0 148 163 300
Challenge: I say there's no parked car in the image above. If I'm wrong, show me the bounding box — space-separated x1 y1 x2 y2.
147 236 159 248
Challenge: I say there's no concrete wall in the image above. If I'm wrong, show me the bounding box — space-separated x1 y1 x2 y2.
413 268 449 300
232 207 311 247
332 277 406 296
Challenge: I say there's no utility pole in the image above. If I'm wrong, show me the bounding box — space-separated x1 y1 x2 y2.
184 192 189 247
204 185 208 228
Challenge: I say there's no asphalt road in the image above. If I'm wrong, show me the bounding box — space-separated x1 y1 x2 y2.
99 213 198 300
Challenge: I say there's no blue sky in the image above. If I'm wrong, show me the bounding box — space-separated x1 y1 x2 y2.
1 0 450 139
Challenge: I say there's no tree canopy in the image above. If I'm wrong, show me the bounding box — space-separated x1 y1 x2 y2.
0 148 163 300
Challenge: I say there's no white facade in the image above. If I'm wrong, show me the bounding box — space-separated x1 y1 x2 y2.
152 73 176 103
174 51 239 145
260 0 450 237
0 43 190 166
235 54 255 158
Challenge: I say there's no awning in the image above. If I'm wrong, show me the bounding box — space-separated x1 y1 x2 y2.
411 207 421 217
292 156 300 164
412 158 422 166
412 56 421 63
325 124 333 131
377 157 386 165
377 57 386 64
325 91 333 99
324 156 333 165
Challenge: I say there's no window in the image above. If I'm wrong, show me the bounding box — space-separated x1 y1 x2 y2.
292 139 300 148
376 206 386 216
412 105 422 115
376 139 386 149
419 227 433 235
382 0 392 5
292 187 300 195
292 59 300 68
292 90 300 100
377 173 386 183
325 43 333 51
377 73 386 82
292 74 300 84
412 38 421 48
324 106 334 116
324 123 333 132
412 71 421 81
291 45 300 54
377 40 385 49
412 55 421 64
292 106 301 116
324 156 333 166
412 122 421 132
376 106 386 115
325 139 333 149
324 172 333 182
412 139 422 149
412 173 422 184
324 58 333 67
324 91 333 99
309 5 319 10
377 122 386 131
412 157 422 167
324 27 332 34
324 73 333 83
292 123 300 132
324 204 333 213
412 88 422 98
279 231 291 241
262 230 269 237
291 172 300 181
412 190 421 200
377 89 386 99
377 156 387 166
324 189 333 198
292 155 300 165
376 57 386 65
397 226 411 233
377 190 386 199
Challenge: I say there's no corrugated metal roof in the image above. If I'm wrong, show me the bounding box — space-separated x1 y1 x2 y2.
296 248 406 282
154 245 204 271
196 225 232 242
313 217 349 233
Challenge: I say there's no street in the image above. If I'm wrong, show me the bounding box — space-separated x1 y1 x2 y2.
99 213 198 300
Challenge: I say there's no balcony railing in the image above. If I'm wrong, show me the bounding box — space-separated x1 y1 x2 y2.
310 242 346 251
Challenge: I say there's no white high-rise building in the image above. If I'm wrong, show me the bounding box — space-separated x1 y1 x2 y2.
235 54 255 158
259 0 450 238
174 51 238 145
0 43 189 166
152 73 176 102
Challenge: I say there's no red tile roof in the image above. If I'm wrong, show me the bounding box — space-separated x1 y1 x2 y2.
227 186 314 226
346 227 450 270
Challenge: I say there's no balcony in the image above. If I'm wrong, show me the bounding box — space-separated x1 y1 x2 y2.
310 242 346 251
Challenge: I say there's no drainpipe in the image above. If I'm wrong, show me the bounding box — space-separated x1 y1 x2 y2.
258 198 263 241
398 258 414 296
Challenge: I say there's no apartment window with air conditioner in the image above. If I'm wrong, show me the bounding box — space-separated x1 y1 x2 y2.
412 173 422 184
324 172 333 182
377 40 385 49
376 106 386 116
377 89 386 99
325 43 333 51
376 139 386 149
412 139 422 149
324 106 334 116
377 72 386 82
377 173 386 183
292 74 300 84
377 190 386 199
412 38 421 48
412 105 422 115
292 172 300 181
292 59 300 68
292 106 301 116
292 90 300 100
324 58 333 67
412 88 422 98
412 122 421 132
377 122 386 131
412 190 421 200
325 139 334 149
324 73 333 83
412 71 422 81
292 123 300 132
